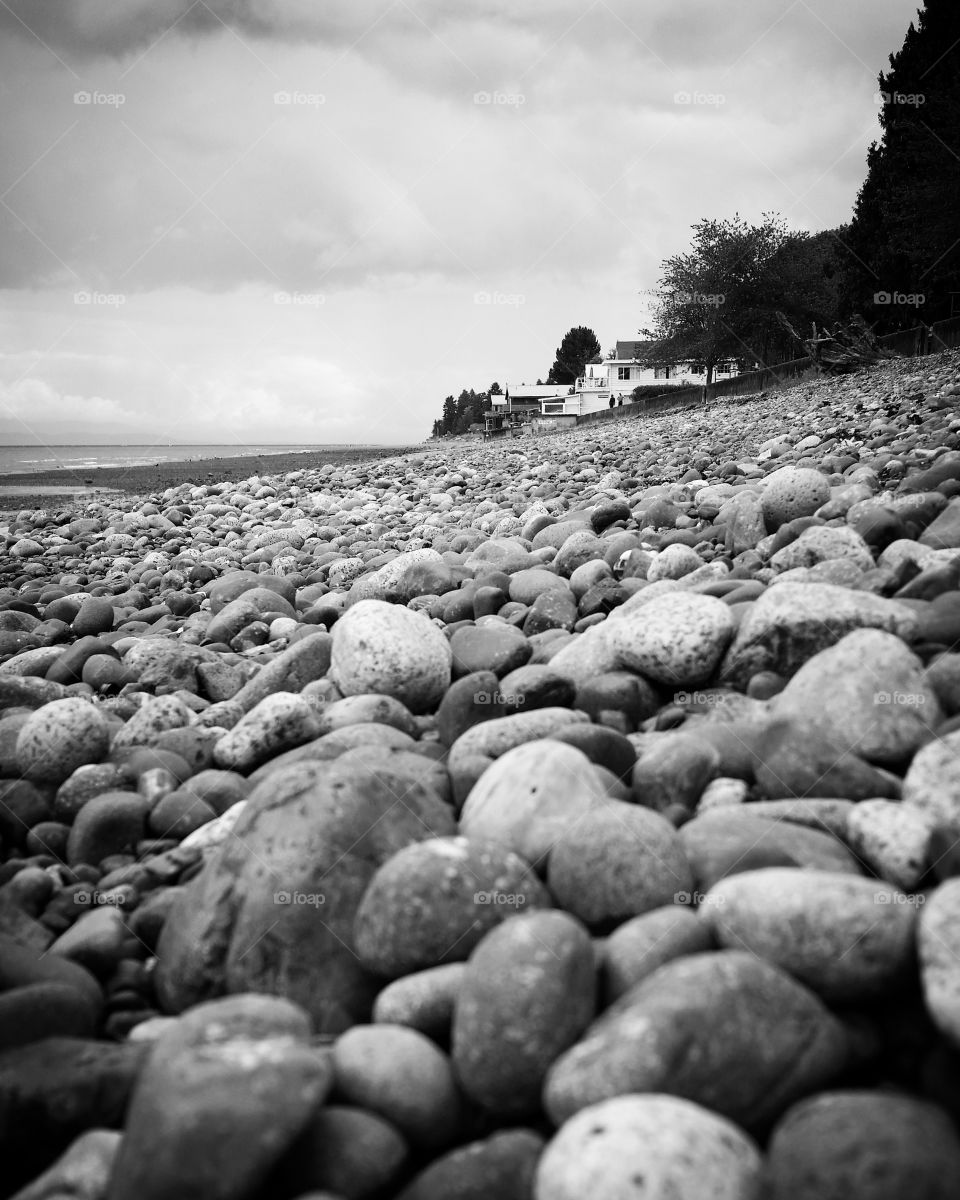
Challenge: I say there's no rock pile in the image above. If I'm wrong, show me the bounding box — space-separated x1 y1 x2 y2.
3 350 960 1197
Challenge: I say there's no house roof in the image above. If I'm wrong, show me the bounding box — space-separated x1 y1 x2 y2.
615 339 655 360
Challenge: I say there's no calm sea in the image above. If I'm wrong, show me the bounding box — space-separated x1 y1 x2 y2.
0 444 388 476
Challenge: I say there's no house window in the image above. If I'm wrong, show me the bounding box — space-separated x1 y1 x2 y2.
654 365 670 379
617 366 630 380
692 363 705 375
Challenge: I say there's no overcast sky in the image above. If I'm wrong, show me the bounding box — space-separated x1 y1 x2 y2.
0 0 923 447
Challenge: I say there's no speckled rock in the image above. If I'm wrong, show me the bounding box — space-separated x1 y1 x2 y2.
546 802 694 928
701 868 918 1001
632 733 720 812
543 950 848 1132
602 906 714 1002
332 1024 461 1150
769 525 874 572
315 693 418 738
919 878 960 1046
902 728 960 831
277 1104 409 1199
111 695 194 752
772 628 940 766
105 1002 330 1200
535 1094 762 1200
10 1129 122 1200
15 699 110 785
610 592 735 688
720 584 918 689
452 910 595 1116
65 790 149 868
678 809 864 892
447 707 589 774
766 1090 960 1200
459 740 608 867
762 467 832 531
154 750 455 1033
354 836 551 978
449 623 532 678
212 692 322 772
331 599 452 713
396 1128 544 1200
846 799 935 890
646 543 704 581
373 964 465 1042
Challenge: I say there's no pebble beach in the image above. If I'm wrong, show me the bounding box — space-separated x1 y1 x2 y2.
3 350 960 1198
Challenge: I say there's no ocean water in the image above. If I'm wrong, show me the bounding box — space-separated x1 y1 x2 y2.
0 444 382 476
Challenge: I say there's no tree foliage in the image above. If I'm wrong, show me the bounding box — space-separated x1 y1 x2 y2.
844 0 960 328
546 326 601 385
431 384 503 437
644 214 841 381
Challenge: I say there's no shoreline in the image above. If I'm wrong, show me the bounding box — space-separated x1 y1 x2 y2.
0 444 418 512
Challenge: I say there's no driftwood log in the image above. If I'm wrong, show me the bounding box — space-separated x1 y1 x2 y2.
776 313 897 374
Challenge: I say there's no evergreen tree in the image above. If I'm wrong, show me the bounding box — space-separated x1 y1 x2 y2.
546 327 601 385
845 0 960 327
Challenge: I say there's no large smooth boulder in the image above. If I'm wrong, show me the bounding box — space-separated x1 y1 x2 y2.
153 749 455 1033
543 950 848 1133
720 584 918 689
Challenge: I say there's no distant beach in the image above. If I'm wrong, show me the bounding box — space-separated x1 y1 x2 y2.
0 443 416 515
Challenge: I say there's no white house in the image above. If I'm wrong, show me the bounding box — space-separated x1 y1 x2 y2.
485 342 751 429
542 340 747 418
